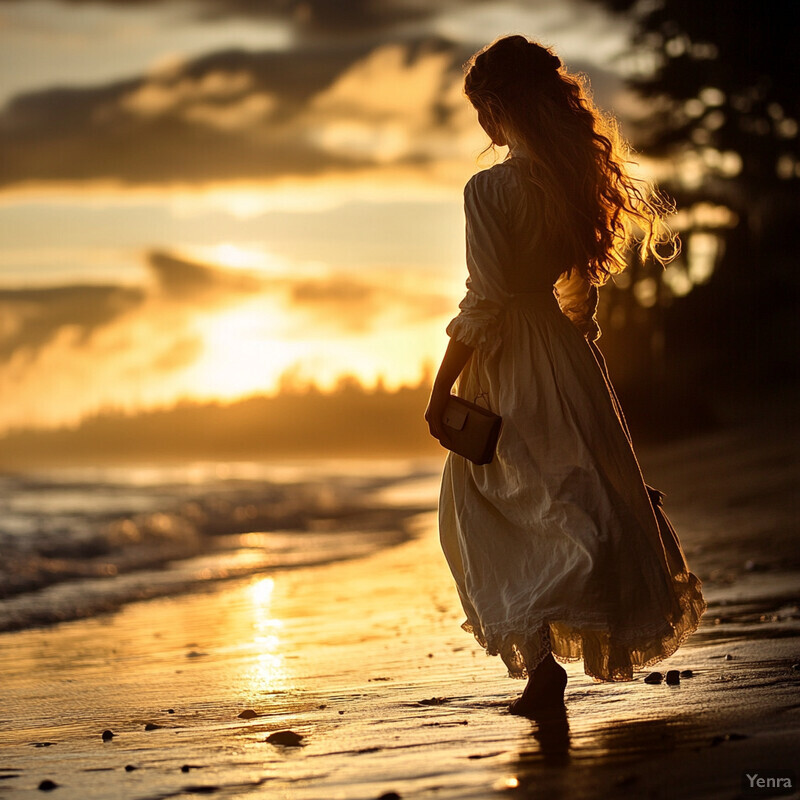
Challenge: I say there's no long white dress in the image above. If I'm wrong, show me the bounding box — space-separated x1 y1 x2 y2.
439 156 706 682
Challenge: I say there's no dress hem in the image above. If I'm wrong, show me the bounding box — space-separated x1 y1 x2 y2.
461 572 708 682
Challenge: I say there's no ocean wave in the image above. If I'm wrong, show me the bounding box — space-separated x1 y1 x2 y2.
0 460 440 632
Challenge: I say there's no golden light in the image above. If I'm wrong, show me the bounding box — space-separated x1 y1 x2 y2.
493 776 520 790
212 243 263 270
245 577 290 695
183 297 296 399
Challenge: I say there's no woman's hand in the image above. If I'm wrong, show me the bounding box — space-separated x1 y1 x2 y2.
425 385 452 445
425 338 474 447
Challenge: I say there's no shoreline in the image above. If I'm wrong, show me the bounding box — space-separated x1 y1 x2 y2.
2 420 799 799
2 527 799 799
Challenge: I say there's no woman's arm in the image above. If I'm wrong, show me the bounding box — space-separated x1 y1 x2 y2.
425 338 474 444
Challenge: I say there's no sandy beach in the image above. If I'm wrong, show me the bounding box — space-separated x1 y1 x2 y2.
1 409 799 800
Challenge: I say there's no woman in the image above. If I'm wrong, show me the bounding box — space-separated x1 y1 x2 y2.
425 35 706 717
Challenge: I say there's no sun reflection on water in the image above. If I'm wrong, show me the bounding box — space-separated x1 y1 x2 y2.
244 576 291 695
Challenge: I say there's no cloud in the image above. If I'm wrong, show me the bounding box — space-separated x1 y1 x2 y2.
289 273 452 332
0 0 443 31
0 250 258 363
147 250 261 298
0 249 453 431
0 284 145 362
0 36 472 187
117 68 277 131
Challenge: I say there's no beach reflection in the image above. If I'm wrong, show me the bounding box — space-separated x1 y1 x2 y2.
529 706 571 765
243 576 290 695
511 711 711 798
507 707 571 798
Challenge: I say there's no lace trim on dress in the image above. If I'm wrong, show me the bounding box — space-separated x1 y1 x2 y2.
461 571 707 682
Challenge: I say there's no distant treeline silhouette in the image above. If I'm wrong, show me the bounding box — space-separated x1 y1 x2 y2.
0 379 442 468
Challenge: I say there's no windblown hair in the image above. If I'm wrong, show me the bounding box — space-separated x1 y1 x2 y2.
464 35 677 284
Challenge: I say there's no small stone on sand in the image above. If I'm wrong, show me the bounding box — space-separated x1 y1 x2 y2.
31 742 56 748
38 779 58 791
643 672 663 684
724 653 734 660
665 670 681 685
680 669 694 678
167 709 176 714
418 697 448 705
237 710 258 719
377 793 402 800
791 663 800 672
124 765 137 772
144 723 162 731
101 730 114 742
266 730 304 747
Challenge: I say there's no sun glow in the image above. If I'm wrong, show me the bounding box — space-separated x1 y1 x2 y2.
184 298 298 399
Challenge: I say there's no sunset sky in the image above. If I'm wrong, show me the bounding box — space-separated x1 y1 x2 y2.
0 0 637 432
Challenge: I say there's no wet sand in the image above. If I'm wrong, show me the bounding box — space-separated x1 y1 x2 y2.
1 418 799 799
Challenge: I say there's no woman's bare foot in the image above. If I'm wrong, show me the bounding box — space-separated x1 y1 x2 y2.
508 653 567 717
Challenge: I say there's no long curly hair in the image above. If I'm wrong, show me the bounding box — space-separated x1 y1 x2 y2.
464 35 677 284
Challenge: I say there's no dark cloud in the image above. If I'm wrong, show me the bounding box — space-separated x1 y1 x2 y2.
147 250 261 298
0 250 263 364
4 0 444 31
199 0 434 32
0 284 144 362
0 248 450 367
0 37 468 187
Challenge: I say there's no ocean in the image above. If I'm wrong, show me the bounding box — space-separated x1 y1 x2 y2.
0 459 442 633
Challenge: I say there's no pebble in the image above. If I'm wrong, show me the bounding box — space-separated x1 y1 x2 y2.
377 793 402 800
144 723 162 731
643 672 663 684
680 669 694 678
418 697 448 705
167 709 175 714
665 670 681 685
791 664 800 672
38 780 58 791
266 730 304 747
101 730 114 742
124 765 137 772
237 710 258 719
724 653 734 660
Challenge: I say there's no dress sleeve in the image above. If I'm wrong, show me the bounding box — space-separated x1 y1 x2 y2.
445 169 512 353
554 268 601 342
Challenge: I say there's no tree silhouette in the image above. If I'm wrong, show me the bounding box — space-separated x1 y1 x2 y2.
594 0 799 418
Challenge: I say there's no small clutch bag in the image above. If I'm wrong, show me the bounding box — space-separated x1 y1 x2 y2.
442 395 502 465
